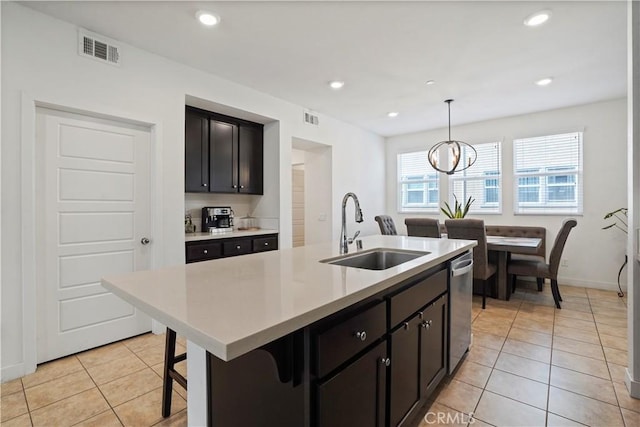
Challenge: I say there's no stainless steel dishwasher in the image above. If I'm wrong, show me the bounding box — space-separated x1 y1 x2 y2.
448 250 473 374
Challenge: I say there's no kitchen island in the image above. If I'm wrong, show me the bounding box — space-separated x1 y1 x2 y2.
102 235 475 427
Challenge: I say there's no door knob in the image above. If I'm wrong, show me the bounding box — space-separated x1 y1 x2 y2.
141 237 150 245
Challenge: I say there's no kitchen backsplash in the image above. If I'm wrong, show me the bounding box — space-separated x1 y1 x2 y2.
185 193 278 232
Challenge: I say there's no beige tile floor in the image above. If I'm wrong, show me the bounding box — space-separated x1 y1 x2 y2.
1 333 188 427
420 281 636 427
0 281 636 426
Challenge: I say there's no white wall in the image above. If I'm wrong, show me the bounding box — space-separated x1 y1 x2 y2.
386 99 627 290
0 3 385 379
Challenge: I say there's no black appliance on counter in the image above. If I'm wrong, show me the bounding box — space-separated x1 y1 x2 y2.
202 207 233 232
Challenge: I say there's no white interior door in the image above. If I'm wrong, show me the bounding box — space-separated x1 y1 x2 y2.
36 107 153 363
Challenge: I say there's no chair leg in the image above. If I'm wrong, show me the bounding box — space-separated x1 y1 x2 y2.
556 281 563 302
537 277 543 292
482 280 486 309
162 328 177 418
511 274 517 293
550 279 562 309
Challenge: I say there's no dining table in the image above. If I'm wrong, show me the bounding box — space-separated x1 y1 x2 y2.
486 235 543 300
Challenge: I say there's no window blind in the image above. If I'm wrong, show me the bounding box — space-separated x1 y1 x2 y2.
449 142 502 214
397 151 439 212
513 132 583 215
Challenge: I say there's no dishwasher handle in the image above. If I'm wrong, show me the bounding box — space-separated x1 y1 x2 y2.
451 258 473 277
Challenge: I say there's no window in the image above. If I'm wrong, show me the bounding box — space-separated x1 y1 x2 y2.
513 132 583 214
397 151 439 212
449 142 502 213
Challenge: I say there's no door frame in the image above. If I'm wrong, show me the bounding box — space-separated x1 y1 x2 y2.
20 91 164 377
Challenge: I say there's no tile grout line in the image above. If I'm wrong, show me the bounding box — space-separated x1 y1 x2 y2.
21 376 35 427
76 351 125 427
589 293 629 427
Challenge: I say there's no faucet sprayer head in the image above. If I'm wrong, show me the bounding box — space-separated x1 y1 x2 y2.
356 208 364 223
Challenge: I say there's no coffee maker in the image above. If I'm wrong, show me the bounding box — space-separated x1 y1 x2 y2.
202 207 234 232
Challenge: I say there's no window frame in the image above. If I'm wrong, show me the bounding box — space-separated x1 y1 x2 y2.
448 141 502 214
513 132 583 215
397 150 440 213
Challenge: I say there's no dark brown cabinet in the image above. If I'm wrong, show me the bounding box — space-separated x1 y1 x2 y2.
420 296 447 395
387 268 448 426
184 109 209 192
316 341 388 427
389 316 421 427
185 106 263 194
185 234 278 263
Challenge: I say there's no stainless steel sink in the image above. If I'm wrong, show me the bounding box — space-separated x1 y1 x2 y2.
321 248 430 270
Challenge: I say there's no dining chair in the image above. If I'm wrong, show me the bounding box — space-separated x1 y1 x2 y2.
374 215 398 235
405 218 441 238
507 219 577 309
445 219 497 309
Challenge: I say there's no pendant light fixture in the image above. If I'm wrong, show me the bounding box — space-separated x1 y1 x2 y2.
428 99 477 175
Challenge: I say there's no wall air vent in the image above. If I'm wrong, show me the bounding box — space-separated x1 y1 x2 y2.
303 110 319 126
78 29 121 66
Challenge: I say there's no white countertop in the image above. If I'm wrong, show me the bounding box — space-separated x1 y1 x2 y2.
185 229 279 242
102 235 474 361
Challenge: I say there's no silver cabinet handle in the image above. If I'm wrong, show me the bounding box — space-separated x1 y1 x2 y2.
203 249 208 254
203 183 207 187
381 357 391 367
140 237 150 245
232 185 237 189
240 185 244 189
403 322 409 330
264 242 269 246
355 331 367 341
236 245 241 250
418 311 424 319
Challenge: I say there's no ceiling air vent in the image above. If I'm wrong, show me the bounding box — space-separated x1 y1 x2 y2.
303 110 319 126
78 29 121 66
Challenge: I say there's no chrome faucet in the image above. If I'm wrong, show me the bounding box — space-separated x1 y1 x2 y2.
340 192 364 254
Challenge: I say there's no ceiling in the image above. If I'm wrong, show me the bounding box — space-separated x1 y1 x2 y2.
21 1 627 137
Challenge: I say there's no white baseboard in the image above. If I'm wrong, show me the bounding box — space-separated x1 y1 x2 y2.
556 276 624 291
626 369 640 398
151 319 166 335
1 362 27 383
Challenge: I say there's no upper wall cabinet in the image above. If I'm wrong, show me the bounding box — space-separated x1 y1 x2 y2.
185 106 264 195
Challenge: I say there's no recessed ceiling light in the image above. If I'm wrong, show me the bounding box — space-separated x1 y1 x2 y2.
524 10 551 27
196 10 220 26
536 77 553 86
425 80 436 85
329 80 345 90
387 112 399 118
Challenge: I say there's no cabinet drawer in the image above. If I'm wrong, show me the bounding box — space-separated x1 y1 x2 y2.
389 269 447 328
253 236 278 252
315 301 386 379
186 241 222 263
223 239 252 256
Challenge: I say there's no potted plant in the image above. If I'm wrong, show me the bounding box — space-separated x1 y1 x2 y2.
602 207 627 297
441 195 474 219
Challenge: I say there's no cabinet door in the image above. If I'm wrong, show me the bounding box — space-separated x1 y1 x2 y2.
420 296 447 395
389 316 421 427
238 124 263 194
209 119 238 193
184 109 209 192
316 341 387 427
